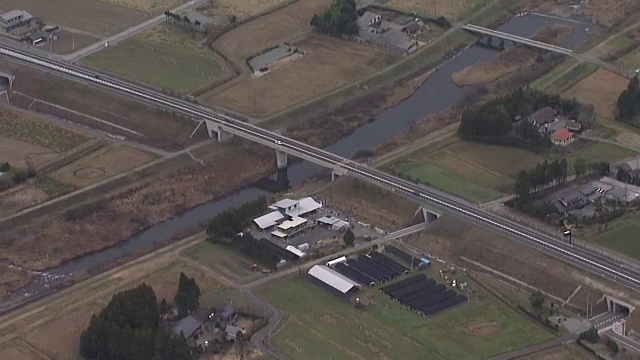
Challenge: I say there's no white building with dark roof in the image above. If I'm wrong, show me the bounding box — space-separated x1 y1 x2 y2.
307 265 362 295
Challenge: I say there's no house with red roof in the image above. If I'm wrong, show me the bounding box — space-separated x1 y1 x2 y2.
550 128 573 146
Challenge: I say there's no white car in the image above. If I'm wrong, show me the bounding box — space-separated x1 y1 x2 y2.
104 42 110 47
274 140 282 145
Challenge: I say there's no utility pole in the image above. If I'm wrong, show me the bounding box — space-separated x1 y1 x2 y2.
72 33 75 52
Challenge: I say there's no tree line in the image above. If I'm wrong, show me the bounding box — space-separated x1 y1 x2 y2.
164 11 204 32
617 76 640 121
80 283 191 360
514 157 610 199
310 0 359 36
206 196 281 268
458 88 595 151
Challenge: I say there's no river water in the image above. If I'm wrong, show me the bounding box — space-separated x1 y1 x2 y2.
0 13 600 304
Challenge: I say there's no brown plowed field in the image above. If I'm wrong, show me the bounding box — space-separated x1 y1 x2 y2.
204 34 391 118
215 0 332 63
0 0 147 36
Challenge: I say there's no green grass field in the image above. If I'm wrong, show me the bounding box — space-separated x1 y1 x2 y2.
563 142 635 166
83 24 226 94
530 58 577 91
394 157 506 203
596 222 640 260
182 241 261 281
35 176 77 198
260 276 553 360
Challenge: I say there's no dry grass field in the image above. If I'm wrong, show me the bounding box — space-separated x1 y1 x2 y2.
100 0 183 13
0 141 274 271
0 184 49 217
0 137 58 169
49 30 100 55
51 145 156 187
0 0 147 36
0 340 49 360
210 0 293 20
563 69 629 119
384 0 488 18
214 0 332 63
582 0 640 28
203 34 391 117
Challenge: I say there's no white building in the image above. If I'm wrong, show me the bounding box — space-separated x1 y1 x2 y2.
254 197 322 232
307 265 362 295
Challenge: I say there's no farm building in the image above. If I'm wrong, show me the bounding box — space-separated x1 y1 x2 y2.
254 197 322 237
271 216 309 240
316 215 350 231
355 11 418 55
307 265 362 298
0 10 34 32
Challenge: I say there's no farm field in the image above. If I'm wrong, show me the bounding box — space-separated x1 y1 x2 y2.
544 63 598 95
0 136 59 169
597 221 640 260
0 0 147 36
182 241 265 283
530 58 577 91
100 0 183 13
0 177 76 218
563 142 635 165
214 0 332 63
208 0 293 20
563 69 630 119
384 0 491 19
203 34 393 118
83 25 228 94
260 276 553 360
50 145 156 187
389 140 543 203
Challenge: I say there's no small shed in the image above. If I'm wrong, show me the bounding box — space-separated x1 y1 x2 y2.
225 324 245 340
219 305 237 322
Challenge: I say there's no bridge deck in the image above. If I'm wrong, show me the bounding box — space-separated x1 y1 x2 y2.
463 24 573 55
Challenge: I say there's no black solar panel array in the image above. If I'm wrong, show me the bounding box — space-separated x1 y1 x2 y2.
346 259 387 283
379 274 467 316
369 252 410 274
358 255 398 279
334 262 377 287
385 245 414 266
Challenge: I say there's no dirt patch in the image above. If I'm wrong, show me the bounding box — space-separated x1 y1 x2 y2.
320 177 417 231
563 69 629 119
204 34 391 118
0 184 49 217
0 141 274 271
210 0 293 20
50 29 100 55
3 60 195 151
0 136 59 169
0 340 49 360
51 145 155 187
0 0 148 36
464 321 502 336
452 24 573 87
214 0 332 63
582 0 640 29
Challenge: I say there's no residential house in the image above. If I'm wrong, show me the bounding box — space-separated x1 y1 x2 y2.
225 324 245 340
401 22 420 35
527 107 557 127
550 128 574 146
566 120 582 132
218 305 237 322
0 10 34 32
355 11 418 55
172 308 213 338
559 190 586 211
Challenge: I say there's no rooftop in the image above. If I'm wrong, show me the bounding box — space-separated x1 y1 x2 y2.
285 245 306 258
225 324 244 337
172 309 212 337
254 211 285 229
0 10 32 22
270 198 299 210
308 265 361 293
219 305 236 319
285 197 322 217
278 216 307 230
551 128 572 141
529 107 557 125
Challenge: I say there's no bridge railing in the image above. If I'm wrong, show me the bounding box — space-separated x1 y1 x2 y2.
463 24 573 54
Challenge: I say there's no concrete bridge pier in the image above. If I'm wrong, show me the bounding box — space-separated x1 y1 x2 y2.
331 166 348 182
275 149 289 190
203 120 233 142
498 38 505 50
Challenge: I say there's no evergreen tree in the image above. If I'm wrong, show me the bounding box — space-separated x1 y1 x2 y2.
174 272 201 317
343 228 355 247
617 76 640 121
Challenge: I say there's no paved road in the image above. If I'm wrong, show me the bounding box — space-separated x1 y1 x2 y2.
3 45 640 295
62 0 207 62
